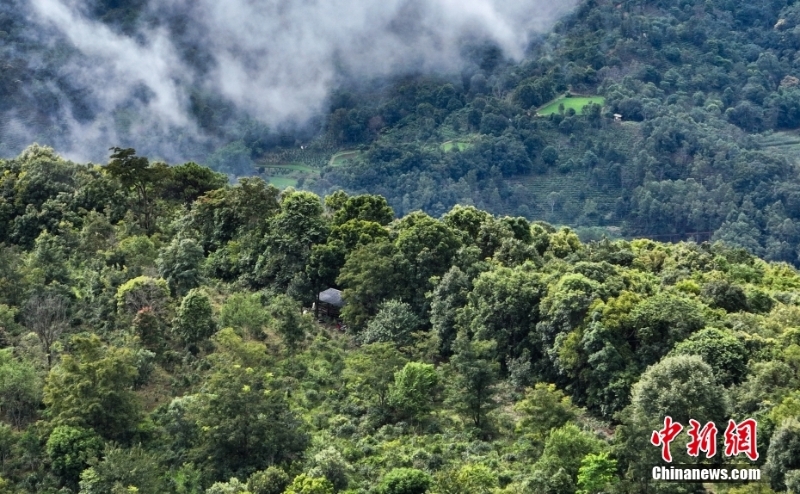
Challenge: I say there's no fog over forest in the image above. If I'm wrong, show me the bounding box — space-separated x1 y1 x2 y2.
0 0 577 162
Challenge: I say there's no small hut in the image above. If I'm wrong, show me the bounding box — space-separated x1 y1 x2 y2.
316 288 345 317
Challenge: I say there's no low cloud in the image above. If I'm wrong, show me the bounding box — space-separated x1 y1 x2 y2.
8 0 578 162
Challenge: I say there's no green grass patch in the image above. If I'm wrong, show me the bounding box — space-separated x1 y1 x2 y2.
330 150 360 167
441 140 472 152
537 96 605 116
262 163 316 173
268 177 298 188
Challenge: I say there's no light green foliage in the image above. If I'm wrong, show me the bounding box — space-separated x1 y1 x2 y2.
434 464 497 494
247 466 289 494
46 425 103 489
376 468 432 494
630 355 728 426
576 452 618 494
307 447 351 492
343 342 407 409
529 424 606 494
361 300 420 347
158 237 205 296
220 292 269 340
44 334 142 442
515 383 579 444
206 477 251 494
537 96 605 116
284 474 334 494
0 349 42 428
117 235 157 272
115 276 170 315
174 288 216 348
388 362 438 422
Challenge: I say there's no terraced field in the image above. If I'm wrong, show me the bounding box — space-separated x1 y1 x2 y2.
537 95 605 116
761 131 800 162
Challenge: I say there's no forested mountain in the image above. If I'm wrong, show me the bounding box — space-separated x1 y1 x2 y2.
0 145 799 493
6 0 800 268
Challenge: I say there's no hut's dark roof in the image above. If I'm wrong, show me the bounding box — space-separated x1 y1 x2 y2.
319 288 344 307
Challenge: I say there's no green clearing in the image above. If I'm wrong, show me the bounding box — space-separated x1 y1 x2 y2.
268 176 298 188
262 163 316 173
441 140 471 152
537 96 605 116
330 150 360 167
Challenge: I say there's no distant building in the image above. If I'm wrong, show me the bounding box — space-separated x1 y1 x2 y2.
316 288 345 317
614 113 623 122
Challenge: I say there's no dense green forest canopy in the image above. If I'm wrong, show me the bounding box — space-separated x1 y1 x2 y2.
0 146 799 493
7 0 800 268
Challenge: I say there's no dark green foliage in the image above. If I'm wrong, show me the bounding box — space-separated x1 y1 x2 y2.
765 420 800 491
46 425 103 489
173 289 216 348
671 328 748 386
43 334 142 442
158 238 206 296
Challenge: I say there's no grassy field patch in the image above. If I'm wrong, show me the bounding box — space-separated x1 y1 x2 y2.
330 150 360 167
262 163 316 173
268 177 298 188
537 96 605 116
441 140 472 152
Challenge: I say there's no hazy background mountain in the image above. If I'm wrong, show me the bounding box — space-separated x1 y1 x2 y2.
0 0 576 162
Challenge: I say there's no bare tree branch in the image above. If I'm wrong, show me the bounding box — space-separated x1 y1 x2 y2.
23 293 69 368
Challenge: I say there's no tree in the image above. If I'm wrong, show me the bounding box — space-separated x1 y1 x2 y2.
157 237 205 296
115 276 170 316
529 424 607 494
284 474 334 494
256 191 328 290
174 289 216 349
376 468 432 494
361 300 421 347
23 292 69 368
388 362 439 423
670 328 748 386
765 419 800 492
434 464 497 494
429 266 470 356
515 383 578 445
105 147 171 233
46 425 103 490
220 292 270 340
247 466 290 494
194 331 308 481
0 349 42 428
77 444 165 494
307 447 351 492
332 194 394 226
343 342 407 410
163 161 227 204
446 333 498 429
338 242 412 330
268 295 312 351
43 334 142 442
576 452 618 494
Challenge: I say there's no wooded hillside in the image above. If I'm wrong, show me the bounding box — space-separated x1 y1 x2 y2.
0 146 798 493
